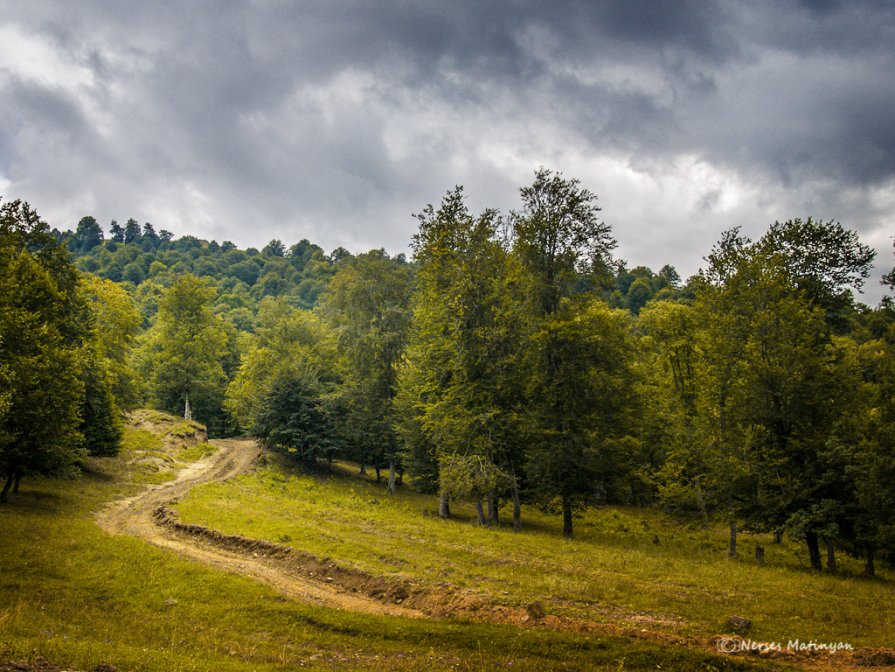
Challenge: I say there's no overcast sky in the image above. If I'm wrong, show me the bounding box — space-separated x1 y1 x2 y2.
1 1 893 301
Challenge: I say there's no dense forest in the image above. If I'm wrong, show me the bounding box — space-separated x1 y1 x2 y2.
2 168 894 576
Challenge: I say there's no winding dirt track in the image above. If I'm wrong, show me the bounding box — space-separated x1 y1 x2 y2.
96 438 421 618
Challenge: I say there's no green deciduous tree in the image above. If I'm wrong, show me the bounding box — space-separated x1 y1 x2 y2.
693 223 871 567
756 218 875 330
512 168 615 315
0 200 86 500
524 299 636 538
398 187 529 526
883 239 895 294
79 275 143 409
320 250 413 493
511 170 629 538
138 274 230 427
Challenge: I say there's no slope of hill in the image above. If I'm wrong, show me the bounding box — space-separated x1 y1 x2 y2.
0 412 788 672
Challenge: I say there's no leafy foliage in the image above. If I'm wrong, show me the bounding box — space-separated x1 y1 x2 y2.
136 274 233 433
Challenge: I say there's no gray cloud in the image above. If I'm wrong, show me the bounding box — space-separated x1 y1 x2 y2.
0 0 892 301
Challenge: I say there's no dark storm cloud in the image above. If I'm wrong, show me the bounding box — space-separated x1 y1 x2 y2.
0 0 892 298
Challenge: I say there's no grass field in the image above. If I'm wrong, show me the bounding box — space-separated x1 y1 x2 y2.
177 457 895 651
0 420 788 671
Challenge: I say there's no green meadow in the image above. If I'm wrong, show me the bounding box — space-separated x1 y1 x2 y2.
0 431 786 672
177 458 895 650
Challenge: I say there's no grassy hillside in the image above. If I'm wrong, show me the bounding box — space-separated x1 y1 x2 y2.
0 415 780 672
176 457 895 654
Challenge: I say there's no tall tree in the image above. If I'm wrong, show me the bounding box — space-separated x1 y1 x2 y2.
695 224 869 567
828 337 895 575
80 275 142 409
0 200 86 500
138 274 229 426
108 220 124 243
123 218 142 245
512 167 615 315
524 299 635 538
320 250 413 493
510 169 624 538
72 216 104 252
883 239 895 293
399 187 530 524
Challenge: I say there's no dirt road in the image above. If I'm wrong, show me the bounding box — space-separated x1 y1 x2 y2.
96 438 421 618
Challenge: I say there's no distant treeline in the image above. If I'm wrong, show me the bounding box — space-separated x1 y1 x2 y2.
2 170 894 576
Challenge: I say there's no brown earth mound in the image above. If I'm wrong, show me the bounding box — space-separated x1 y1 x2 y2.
0 659 116 672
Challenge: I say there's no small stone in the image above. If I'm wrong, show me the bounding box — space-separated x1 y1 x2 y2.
526 601 546 620
164 598 178 606
728 615 752 632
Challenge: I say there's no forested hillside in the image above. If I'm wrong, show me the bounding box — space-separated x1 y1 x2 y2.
3 168 895 576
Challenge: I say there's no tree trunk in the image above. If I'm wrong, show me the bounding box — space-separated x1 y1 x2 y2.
825 539 836 573
562 495 573 539
184 395 192 421
475 499 486 526
375 465 381 482
397 467 404 485
864 547 876 577
438 493 450 519
773 528 783 544
1 472 13 503
755 545 765 565
728 520 737 557
487 491 499 526
510 466 522 532
387 459 396 496
359 462 366 476
694 483 709 528
12 472 21 494
806 530 822 571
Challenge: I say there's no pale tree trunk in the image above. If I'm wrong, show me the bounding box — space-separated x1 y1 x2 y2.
438 493 451 519
728 520 737 557
184 395 192 421
475 499 486 526
387 459 396 496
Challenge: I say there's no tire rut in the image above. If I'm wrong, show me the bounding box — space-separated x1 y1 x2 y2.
95 438 422 618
